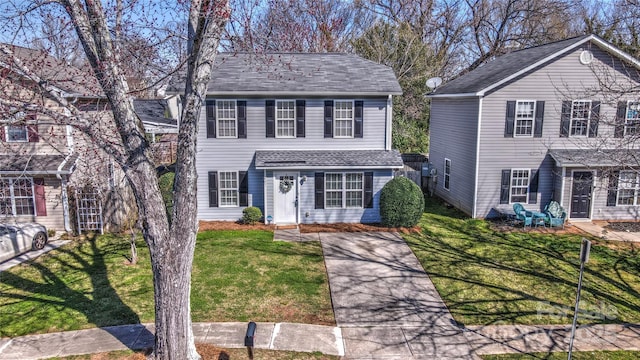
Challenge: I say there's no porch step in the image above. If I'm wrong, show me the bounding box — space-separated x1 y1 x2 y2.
275 224 299 230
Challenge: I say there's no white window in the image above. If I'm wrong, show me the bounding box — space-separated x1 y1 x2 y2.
444 158 451 191
0 178 35 215
510 169 530 203
218 171 238 207
325 172 363 209
276 100 296 138
570 100 592 137
514 101 535 137
334 100 354 138
216 100 237 138
625 101 640 136
6 125 28 142
617 171 640 205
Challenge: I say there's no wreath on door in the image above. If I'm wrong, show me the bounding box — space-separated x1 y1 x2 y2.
279 177 294 193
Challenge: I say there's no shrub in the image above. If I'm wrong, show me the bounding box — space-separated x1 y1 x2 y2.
380 176 424 227
242 206 263 225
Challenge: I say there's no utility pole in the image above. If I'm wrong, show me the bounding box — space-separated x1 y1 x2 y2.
568 238 591 360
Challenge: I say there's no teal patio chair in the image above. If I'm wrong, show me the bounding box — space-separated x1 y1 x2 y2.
544 201 567 228
513 203 533 227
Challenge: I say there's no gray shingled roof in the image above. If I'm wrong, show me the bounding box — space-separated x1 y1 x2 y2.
431 35 594 96
168 53 402 96
255 150 404 169
549 149 640 167
0 153 78 174
133 99 177 127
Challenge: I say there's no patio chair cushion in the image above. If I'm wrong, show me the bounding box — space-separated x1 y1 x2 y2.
547 201 563 218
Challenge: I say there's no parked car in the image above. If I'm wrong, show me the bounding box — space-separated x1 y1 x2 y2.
0 223 48 263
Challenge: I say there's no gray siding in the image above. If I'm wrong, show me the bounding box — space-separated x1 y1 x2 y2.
476 45 640 218
196 97 391 222
429 98 479 216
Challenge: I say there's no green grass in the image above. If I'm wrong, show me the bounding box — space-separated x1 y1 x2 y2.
0 230 333 337
404 198 640 326
482 351 640 359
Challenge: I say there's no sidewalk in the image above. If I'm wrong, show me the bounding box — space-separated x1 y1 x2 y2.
571 221 640 242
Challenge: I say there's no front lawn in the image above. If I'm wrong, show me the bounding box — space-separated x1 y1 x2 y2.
0 230 333 337
404 199 640 326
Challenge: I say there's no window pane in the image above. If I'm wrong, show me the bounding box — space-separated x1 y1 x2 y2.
334 101 353 137
510 170 529 203
345 173 362 190
570 101 591 136
217 100 236 137
276 101 295 137
7 125 27 142
0 178 35 215
219 172 238 206
326 191 342 208
515 101 535 136
346 191 362 208
325 173 342 190
625 102 640 135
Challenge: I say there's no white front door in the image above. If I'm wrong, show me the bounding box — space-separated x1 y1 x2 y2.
274 172 298 224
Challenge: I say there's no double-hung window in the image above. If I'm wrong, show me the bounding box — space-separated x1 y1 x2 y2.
218 171 238 207
617 171 640 205
444 158 451 190
334 101 354 138
216 100 237 138
6 125 28 142
325 172 363 208
514 101 535 136
0 178 35 215
625 101 640 136
570 100 592 137
510 169 530 203
276 100 296 138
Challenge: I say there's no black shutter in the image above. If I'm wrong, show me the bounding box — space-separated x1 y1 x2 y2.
324 100 333 138
534 101 545 137
504 101 515 137
265 100 275 138
315 172 324 209
239 171 248 206
560 100 571 137
364 172 374 208
588 100 600 137
500 169 511 204
296 100 305 138
607 170 619 206
206 100 216 138
208 171 218 207
237 101 247 138
528 169 539 204
354 100 364 138
615 101 627 138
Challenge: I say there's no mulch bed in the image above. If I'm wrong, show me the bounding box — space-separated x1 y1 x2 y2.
487 217 583 235
603 221 640 233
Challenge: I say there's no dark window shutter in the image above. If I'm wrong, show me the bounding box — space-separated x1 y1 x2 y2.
528 169 539 204
315 172 324 209
504 101 516 137
607 170 619 206
560 100 571 137
354 100 364 138
239 171 248 206
296 100 305 138
324 100 333 138
364 172 373 208
237 101 247 139
615 101 626 138
34 178 47 216
208 171 218 207
534 101 545 137
27 125 39 142
0 126 5 142
588 101 600 137
265 100 275 138
500 169 511 204
206 100 216 138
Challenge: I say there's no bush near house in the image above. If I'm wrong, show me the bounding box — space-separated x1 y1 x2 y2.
380 176 425 227
242 206 262 224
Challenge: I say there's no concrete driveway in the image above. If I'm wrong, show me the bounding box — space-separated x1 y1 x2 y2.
320 232 478 359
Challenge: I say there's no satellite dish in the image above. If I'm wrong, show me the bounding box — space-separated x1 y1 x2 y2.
426 77 443 90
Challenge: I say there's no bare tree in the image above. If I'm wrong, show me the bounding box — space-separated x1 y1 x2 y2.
0 1 230 359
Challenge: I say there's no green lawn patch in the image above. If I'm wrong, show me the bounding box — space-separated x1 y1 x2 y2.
0 230 333 337
482 351 640 359
404 198 640 326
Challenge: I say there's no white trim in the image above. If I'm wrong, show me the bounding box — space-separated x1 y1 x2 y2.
263 169 268 224
443 158 451 191
568 169 595 220
559 167 566 208
624 100 640 136
513 100 536 138
427 93 478 98
568 99 593 137
218 170 239 207
509 168 531 204
256 165 401 170
386 95 393 150
273 171 299 224
472 97 483 218
333 100 355 138
215 99 238 138
275 100 297 138
324 171 365 209
615 170 640 206
4 124 28 142
204 91 401 97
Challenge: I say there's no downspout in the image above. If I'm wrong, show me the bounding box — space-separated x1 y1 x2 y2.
472 97 483 219
385 95 393 151
58 104 76 233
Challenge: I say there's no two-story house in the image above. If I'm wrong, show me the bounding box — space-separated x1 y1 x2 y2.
428 34 640 221
171 53 403 224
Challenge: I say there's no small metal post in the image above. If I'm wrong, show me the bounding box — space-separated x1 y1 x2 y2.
245 321 256 360
568 238 591 360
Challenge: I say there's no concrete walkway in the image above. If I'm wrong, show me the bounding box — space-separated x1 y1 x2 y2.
571 221 640 242
0 240 70 272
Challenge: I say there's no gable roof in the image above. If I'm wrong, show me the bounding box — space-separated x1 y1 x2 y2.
0 44 103 98
133 99 177 127
167 52 402 96
429 34 640 97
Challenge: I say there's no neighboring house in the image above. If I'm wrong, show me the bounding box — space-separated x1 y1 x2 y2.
428 34 640 220
169 53 403 224
0 44 137 232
